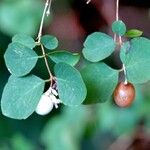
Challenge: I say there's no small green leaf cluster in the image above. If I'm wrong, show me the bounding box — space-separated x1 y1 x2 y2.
2 34 83 119
82 20 150 104
112 20 143 38
111 20 150 84
2 20 150 119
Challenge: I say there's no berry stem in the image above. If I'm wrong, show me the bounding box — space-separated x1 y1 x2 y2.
122 64 128 85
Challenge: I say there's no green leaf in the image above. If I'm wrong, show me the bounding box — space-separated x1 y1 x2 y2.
48 51 80 66
41 35 58 50
12 34 36 49
82 32 116 62
81 63 118 103
120 37 150 84
1 75 45 119
112 20 126 36
4 42 38 77
125 29 143 38
54 63 87 106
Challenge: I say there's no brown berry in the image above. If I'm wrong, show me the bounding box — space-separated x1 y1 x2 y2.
113 82 135 107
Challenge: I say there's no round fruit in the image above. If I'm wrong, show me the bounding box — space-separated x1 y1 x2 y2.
113 82 135 107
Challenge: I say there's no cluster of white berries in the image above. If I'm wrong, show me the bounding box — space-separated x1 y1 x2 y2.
35 85 62 115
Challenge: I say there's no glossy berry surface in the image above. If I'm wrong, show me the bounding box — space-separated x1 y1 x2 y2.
113 82 135 107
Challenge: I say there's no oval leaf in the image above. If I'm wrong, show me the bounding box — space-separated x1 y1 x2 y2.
120 37 150 84
41 35 58 50
54 63 87 106
125 29 143 38
81 63 118 103
82 32 116 62
48 51 80 66
1 75 45 119
12 34 36 49
4 42 38 77
112 20 126 36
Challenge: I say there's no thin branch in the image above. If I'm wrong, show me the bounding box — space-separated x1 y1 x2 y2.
114 33 117 42
41 44 53 80
37 0 54 85
115 0 128 84
122 64 128 84
114 0 119 42
116 0 119 21
116 0 122 46
46 0 52 16
37 0 52 43
86 0 91 4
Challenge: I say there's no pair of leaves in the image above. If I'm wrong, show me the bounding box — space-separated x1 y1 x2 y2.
112 20 143 38
121 37 150 84
82 21 126 62
5 34 79 77
1 63 87 119
41 35 84 106
82 31 119 104
2 34 44 119
41 35 80 66
111 20 146 84
4 34 38 77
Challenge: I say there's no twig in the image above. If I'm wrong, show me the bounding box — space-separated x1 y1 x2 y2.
41 44 54 81
114 0 119 41
122 64 128 84
37 0 52 43
116 0 119 21
86 0 91 4
37 0 54 84
115 0 128 84
46 0 52 16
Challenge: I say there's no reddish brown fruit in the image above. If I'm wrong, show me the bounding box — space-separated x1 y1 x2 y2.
113 82 135 107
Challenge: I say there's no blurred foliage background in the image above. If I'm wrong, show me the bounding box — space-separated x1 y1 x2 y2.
1 0 150 150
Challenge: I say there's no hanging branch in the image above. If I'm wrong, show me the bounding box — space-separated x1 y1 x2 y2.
116 0 119 21
37 0 52 43
115 0 128 84
37 0 54 84
86 0 91 4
